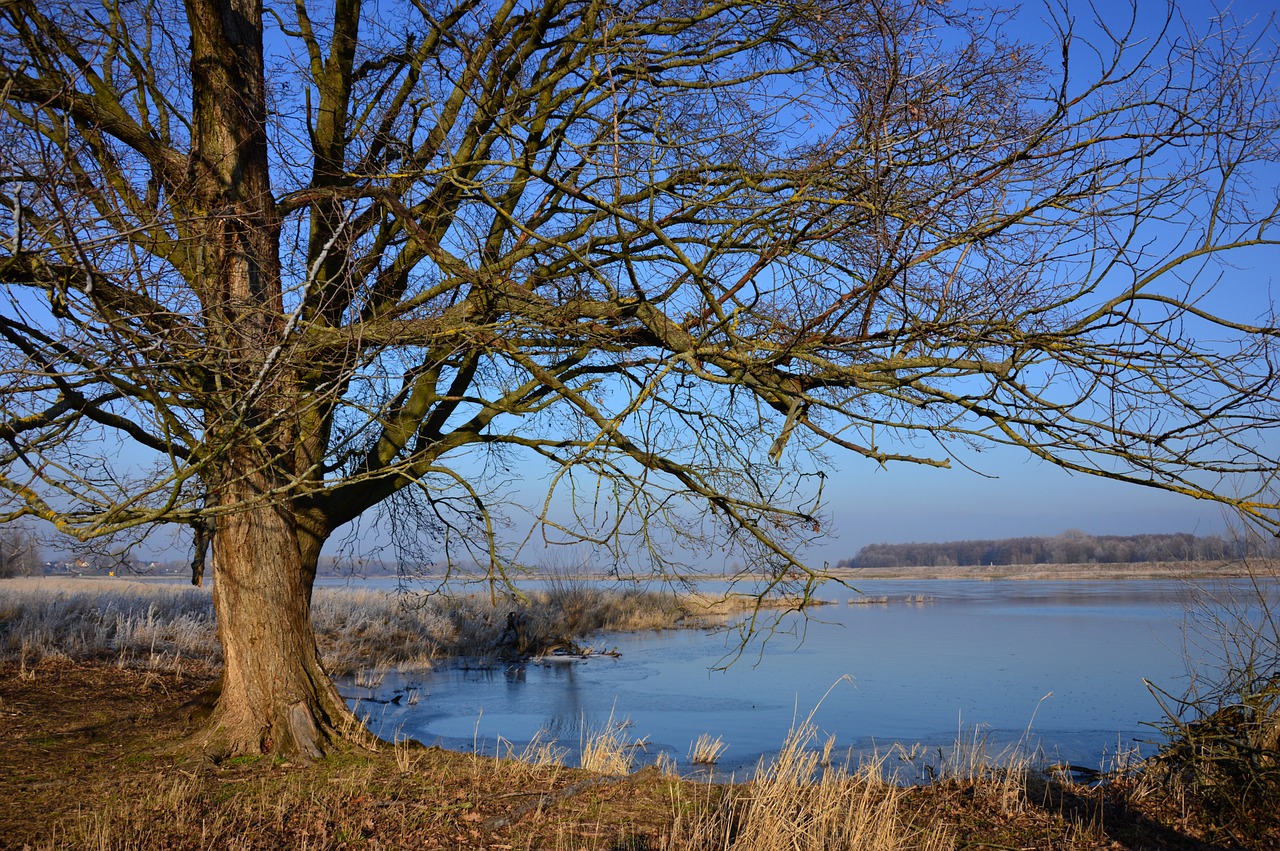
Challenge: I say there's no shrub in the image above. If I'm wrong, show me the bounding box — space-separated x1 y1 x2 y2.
1146 562 1280 841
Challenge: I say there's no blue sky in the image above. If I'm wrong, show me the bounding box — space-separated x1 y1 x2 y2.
19 0 1280 569
530 0 1280 568
272 0 1280 568
812 448 1246 564
791 0 1280 563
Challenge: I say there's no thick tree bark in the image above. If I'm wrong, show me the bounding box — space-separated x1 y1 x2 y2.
181 0 355 759
198 456 352 759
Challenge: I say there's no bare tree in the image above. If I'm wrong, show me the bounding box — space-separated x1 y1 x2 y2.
0 523 39 577
1 0 1279 757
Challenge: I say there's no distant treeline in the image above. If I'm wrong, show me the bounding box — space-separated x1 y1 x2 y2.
839 530 1277 569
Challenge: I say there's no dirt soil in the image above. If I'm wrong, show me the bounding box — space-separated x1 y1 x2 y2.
0 658 1267 850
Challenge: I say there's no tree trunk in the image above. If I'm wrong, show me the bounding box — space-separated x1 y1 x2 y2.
198 461 353 759
178 0 358 760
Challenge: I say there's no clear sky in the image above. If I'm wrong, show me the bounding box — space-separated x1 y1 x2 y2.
499 0 1280 570
28 0 1280 570
810 448 1246 565
301 0 1280 570
794 0 1280 564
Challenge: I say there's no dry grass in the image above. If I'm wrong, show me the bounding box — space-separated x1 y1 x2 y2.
940 725 1043 816
0 576 743 677
579 710 646 775
1141 562 1280 843
39 774 236 850
687 733 728 765
4 658 1271 850
13 573 1280 849
352 667 387 689
392 729 418 774
669 721 951 850
1 656 673 850
882 720 1050 818
848 594 933 605
0 578 218 667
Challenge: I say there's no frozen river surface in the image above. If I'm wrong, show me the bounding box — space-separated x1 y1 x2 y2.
340 579 1256 776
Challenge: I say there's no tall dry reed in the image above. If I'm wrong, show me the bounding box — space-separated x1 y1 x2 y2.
579 709 646 775
667 720 951 850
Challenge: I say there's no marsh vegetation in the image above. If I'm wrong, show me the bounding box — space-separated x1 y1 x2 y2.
6 652 1268 850
3 571 1280 847
0 576 788 675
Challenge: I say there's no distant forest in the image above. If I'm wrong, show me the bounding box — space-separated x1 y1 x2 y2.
839 530 1278 568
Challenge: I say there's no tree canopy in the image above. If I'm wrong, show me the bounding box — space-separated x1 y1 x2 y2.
2 0 1279 756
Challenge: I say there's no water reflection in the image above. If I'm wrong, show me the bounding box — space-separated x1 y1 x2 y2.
341 578 1276 776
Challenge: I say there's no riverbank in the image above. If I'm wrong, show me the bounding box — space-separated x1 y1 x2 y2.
828 559 1269 581
1 566 1254 674
1 656 1265 850
433 558 1270 583
0 576 809 676
4 576 1277 847
35 557 1269 586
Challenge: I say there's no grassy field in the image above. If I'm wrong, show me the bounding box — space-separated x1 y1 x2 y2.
2 656 1241 851
2 574 1276 848
0 575 781 677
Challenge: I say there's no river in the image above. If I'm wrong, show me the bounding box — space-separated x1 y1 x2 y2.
333 577 1268 777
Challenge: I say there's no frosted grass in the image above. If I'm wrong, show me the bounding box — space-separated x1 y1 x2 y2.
0 576 706 672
